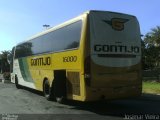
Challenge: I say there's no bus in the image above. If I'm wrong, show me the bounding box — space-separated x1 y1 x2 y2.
9 10 142 103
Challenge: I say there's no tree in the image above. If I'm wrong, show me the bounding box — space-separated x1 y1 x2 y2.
144 26 160 47
143 26 160 69
0 50 11 73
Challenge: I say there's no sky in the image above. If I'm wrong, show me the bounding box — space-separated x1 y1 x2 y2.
0 0 160 52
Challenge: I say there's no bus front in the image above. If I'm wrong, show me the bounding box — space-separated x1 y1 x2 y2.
84 11 142 101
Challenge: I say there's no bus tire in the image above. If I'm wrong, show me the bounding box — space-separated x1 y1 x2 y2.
15 76 21 89
43 79 52 101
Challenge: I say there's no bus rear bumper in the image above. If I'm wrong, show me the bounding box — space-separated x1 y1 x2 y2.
85 85 142 101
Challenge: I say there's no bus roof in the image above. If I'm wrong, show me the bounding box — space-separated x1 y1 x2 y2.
16 10 136 46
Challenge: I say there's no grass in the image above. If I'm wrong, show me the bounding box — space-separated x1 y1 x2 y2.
143 81 160 94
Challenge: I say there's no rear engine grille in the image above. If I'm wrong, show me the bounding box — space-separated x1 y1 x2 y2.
67 72 80 95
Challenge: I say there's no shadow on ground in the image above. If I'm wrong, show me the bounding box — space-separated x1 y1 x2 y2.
20 85 160 117
61 93 160 117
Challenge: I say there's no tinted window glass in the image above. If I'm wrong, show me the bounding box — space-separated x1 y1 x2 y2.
15 42 32 58
15 20 82 58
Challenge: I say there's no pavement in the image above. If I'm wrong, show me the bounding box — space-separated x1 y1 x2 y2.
1 83 160 119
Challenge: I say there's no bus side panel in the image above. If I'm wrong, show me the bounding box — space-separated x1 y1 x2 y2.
52 50 85 101
27 54 53 91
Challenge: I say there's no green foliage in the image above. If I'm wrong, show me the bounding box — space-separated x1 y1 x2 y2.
144 26 160 46
0 50 11 73
143 26 160 70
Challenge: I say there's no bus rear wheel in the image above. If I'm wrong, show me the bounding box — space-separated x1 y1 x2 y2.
43 79 51 100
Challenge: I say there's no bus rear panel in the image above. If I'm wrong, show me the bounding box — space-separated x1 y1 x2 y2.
84 11 141 101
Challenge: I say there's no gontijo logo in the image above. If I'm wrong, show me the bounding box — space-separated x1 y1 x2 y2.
94 45 140 54
31 57 51 66
103 18 129 31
